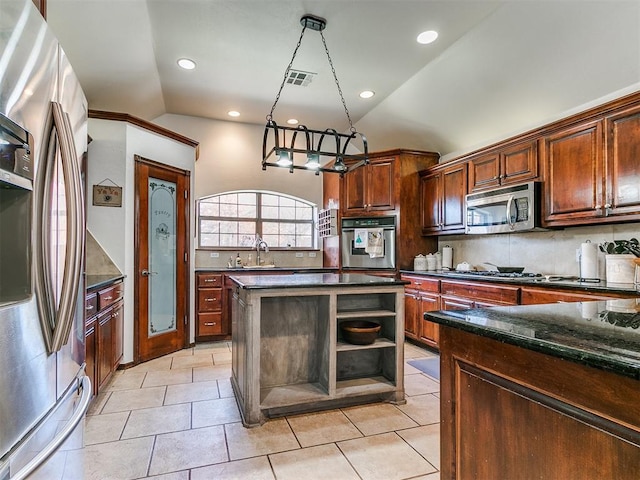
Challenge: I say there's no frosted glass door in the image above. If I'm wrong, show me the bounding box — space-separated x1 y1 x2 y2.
148 178 177 336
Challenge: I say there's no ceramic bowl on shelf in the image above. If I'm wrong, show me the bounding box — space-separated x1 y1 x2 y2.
340 320 381 345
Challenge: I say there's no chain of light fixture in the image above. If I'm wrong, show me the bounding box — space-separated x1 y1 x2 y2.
262 14 368 176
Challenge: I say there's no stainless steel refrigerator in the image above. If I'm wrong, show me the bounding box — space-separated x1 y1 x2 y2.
0 1 90 478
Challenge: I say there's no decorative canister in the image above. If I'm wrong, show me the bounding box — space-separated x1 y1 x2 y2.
426 253 437 271
414 254 427 271
605 254 636 285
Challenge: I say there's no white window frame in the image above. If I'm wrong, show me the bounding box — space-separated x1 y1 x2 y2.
197 190 318 249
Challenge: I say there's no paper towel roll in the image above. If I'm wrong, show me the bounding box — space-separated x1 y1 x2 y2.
580 242 598 279
442 246 453 270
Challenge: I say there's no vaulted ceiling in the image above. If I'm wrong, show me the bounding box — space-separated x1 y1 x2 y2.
47 1 640 158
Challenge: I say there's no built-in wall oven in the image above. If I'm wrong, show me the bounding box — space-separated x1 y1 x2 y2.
340 216 396 270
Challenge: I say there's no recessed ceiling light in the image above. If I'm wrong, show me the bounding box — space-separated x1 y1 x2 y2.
228 111 240 117
359 90 375 99
287 119 299 125
177 58 196 70
417 30 438 45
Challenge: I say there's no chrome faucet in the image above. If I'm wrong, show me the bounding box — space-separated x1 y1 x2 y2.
255 234 269 265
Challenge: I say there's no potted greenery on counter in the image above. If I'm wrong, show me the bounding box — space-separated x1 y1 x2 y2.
598 238 640 257
599 238 640 284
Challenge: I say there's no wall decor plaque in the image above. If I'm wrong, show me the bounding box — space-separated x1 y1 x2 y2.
92 183 122 207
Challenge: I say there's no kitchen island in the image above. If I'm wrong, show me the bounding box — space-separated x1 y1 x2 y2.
229 273 407 427
425 300 640 479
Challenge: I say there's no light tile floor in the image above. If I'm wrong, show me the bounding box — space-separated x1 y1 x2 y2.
33 341 440 480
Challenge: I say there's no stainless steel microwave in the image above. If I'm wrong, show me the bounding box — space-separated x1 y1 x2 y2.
465 181 542 234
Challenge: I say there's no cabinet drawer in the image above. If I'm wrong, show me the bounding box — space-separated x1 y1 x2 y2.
401 274 440 293
198 273 222 288
198 313 223 335
85 292 98 318
198 288 223 312
520 287 614 305
440 280 519 305
98 282 123 310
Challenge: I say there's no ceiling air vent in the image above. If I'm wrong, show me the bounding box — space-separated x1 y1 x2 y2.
286 69 316 87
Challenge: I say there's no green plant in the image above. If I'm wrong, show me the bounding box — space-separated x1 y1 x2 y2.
598 238 640 257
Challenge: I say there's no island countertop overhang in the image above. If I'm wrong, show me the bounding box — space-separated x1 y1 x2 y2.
425 301 640 380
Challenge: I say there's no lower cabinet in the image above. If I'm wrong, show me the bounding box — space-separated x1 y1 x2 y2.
401 274 441 349
196 272 228 341
520 286 619 305
401 274 636 351
85 279 124 396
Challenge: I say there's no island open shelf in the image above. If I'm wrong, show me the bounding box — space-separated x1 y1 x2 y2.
229 273 406 427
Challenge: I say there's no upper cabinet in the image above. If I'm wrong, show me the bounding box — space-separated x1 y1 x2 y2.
542 119 604 225
468 140 538 192
605 104 640 218
340 150 438 217
542 104 640 227
342 156 395 214
420 162 467 235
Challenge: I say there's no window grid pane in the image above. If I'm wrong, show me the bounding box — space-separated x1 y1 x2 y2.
199 192 316 248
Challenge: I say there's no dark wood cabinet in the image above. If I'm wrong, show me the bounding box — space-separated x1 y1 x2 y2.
542 119 605 226
97 308 113 389
605 104 640 219
468 140 538 192
401 274 440 349
196 273 227 339
342 157 395 214
439 326 640 480
543 108 640 227
85 279 124 396
520 286 617 305
420 162 467 235
417 292 440 347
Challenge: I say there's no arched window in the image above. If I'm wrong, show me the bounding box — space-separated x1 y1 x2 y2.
197 191 317 248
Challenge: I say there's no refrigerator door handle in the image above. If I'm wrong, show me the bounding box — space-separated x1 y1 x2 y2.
34 102 84 353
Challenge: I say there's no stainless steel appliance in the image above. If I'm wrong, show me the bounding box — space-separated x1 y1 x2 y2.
341 216 396 270
465 181 543 234
0 1 90 478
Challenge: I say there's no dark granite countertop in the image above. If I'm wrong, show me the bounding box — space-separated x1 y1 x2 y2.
229 273 408 289
86 274 125 291
400 269 640 295
425 300 640 380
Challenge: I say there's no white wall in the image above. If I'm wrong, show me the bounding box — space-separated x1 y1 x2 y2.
87 118 197 363
153 114 323 203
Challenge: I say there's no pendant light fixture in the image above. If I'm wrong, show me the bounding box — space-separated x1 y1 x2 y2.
262 14 369 176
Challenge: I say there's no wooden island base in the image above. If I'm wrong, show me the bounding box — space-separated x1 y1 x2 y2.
230 274 407 427
439 325 640 479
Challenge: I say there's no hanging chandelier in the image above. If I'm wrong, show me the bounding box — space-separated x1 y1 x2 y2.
262 14 369 176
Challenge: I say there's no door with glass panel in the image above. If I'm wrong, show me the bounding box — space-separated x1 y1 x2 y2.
134 156 189 361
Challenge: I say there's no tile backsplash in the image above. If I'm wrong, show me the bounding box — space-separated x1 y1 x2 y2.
435 222 640 278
